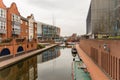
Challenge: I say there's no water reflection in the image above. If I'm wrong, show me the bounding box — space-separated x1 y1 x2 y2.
0 46 73 80
37 47 61 63
37 47 73 80
0 56 37 80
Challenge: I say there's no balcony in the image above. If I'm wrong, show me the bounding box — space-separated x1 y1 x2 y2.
12 31 20 35
0 17 6 22
0 38 13 46
12 21 20 26
16 38 25 43
0 29 6 34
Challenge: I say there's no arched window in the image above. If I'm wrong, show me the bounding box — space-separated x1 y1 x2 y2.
0 48 10 56
17 46 24 53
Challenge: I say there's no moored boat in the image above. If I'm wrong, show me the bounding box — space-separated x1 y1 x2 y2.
72 58 91 80
71 47 77 54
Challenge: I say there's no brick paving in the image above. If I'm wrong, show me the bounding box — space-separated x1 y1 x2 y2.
76 44 110 80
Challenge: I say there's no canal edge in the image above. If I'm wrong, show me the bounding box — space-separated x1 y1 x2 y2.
0 44 59 70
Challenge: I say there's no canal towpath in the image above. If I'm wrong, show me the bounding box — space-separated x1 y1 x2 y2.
76 44 110 80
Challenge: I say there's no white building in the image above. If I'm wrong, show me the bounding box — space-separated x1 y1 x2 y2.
27 14 35 41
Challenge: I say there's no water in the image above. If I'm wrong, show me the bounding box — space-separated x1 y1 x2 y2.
37 47 73 80
0 46 73 80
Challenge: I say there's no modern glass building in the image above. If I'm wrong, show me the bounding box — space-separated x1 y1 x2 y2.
37 22 60 41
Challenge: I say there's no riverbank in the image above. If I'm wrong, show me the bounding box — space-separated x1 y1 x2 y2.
76 44 110 80
0 44 58 70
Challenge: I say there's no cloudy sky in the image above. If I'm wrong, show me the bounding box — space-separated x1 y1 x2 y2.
3 0 91 36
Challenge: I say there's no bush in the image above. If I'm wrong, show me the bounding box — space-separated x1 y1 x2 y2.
37 44 45 49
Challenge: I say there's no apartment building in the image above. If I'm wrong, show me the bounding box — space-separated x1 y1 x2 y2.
0 0 7 41
27 14 37 41
0 0 37 57
7 3 21 38
20 16 29 39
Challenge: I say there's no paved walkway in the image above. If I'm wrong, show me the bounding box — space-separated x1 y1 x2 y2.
76 44 110 80
0 44 57 70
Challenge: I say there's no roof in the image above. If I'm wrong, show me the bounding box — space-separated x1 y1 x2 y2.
0 0 6 9
21 16 28 22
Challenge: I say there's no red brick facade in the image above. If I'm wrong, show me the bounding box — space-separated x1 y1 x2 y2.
7 2 21 38
79 39 120 80
0 0 37 56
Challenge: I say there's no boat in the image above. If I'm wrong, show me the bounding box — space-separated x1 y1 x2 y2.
71 47 77 54
59 43 66 47
72 58 91 80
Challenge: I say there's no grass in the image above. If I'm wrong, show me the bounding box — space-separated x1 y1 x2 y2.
108 36 120 39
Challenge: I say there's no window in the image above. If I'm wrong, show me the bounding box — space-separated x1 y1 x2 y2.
0 21 6 30
12 15 14 21
12 14 20 23
0 8 6 18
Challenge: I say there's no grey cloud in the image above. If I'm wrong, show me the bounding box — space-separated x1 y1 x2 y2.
26 0 87 12
7 0 91 36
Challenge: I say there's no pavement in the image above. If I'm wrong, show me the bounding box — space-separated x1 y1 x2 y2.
76 44 110 80
0 44 58 70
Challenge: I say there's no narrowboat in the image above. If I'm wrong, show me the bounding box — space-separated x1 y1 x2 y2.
72 58 91 80
71 47 77 54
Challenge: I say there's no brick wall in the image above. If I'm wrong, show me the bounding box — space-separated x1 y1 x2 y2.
79 39 120 80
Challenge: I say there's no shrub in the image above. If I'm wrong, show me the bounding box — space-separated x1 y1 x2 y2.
1 38 12 43
37 44 45 49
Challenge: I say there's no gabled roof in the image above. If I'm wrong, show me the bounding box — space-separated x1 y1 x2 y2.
0 0 6 9
8 2 20 15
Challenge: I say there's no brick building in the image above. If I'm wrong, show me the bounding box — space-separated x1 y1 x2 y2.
0 0 37 57
0 0 7 40
7 2 21 38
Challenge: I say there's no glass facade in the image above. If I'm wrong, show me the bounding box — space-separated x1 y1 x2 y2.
42 25 57 39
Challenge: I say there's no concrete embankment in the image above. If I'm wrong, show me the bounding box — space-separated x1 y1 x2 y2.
0 44 58 70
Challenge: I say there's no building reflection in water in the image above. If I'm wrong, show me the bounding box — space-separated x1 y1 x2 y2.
0 46 60 80
0 56 37 80
37 46 61 63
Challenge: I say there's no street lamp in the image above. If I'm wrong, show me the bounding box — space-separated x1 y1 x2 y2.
103 43 110 53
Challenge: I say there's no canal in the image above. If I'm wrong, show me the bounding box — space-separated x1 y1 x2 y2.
0 46 74 80
37 46 73 80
